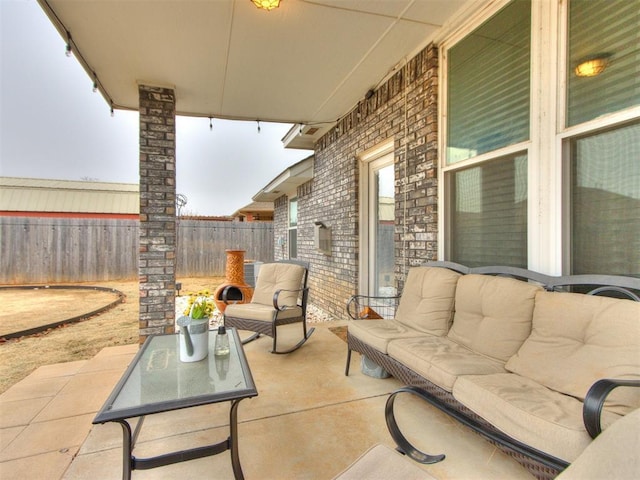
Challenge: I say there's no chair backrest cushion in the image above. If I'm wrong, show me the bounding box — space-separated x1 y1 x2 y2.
395 267 461 335
252 262 306 308
506 290 640 415
447 274 541 362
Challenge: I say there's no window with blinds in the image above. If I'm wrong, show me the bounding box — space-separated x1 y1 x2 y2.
446 0 531 164
451 154 528 268
445 0 530 267
288 198 297 258
571 123 640 276
567 0 640 276
567 0 640 127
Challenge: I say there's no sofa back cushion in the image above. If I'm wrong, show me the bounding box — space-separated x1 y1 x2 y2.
447 274 541 362
506 290 640 415
395 267 461 336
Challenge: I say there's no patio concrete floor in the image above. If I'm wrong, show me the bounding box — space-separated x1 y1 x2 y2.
0 321 534 480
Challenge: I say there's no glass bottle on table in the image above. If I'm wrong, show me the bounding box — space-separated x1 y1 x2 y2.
214 325 230 356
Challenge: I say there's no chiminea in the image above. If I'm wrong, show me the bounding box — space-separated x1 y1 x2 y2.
213 249 254 313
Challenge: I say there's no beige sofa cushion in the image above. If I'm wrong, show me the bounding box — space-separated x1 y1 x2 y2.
395 267 461 336
251 262 305 307
332 443 434 480
558 408 640 480
348 320 425 354
453 373 622 462
224 303 302 322
506 291 640 415
387 336 506 392
447 275 541 362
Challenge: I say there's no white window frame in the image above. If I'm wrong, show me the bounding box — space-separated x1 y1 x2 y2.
288 197 298 259
438 0 640 275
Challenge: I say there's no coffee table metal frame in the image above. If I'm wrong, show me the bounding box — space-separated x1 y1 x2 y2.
93 328 257 480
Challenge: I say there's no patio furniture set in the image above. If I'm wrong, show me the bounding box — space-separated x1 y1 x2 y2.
344 261 640 479
93 259 639 479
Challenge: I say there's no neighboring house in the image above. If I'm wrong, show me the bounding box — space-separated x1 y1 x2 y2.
0 177 139 219
253 155 314 259
265 1 640 319
232 201 274 222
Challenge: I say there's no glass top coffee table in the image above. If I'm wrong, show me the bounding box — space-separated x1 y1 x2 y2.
93 328 257 480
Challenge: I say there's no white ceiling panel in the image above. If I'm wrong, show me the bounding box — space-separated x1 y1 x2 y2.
38 0 476 134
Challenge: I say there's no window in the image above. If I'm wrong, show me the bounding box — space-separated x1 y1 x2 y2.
444 0 531 268
442 0 640 275
446 0 530 165
566 0 640 127
288 198 298 258
566 0 640 275
451 154 527 267
570 124 640 275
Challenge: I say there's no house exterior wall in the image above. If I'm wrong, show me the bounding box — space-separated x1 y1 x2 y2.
274 44 439 319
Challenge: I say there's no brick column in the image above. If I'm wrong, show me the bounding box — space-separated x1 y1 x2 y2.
138 85 176 343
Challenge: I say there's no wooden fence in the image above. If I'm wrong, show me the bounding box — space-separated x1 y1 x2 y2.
0 217 273 284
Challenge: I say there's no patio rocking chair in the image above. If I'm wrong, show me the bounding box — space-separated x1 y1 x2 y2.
222 259 314 354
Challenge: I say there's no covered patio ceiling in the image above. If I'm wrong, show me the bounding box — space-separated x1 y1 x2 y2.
38 0 474 148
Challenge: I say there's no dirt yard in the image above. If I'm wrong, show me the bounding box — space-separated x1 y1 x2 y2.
0 277 224 394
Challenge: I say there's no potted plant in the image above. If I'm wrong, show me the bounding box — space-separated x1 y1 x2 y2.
177 290 216 362
183 290 216 319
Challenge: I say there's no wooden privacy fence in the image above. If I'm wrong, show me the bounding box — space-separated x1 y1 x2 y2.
0 217 273 284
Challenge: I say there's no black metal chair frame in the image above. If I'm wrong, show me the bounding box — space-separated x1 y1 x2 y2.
222 259 315 354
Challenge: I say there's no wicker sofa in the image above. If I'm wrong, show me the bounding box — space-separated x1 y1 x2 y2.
345 262 640 479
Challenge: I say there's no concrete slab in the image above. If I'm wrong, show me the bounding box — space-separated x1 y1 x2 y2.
1 321 535 480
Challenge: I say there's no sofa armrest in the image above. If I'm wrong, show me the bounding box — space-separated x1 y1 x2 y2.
583 378 640 438
346 295 400 320
385 386 446 464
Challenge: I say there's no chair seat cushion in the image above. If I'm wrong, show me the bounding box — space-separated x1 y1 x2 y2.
453 373 622 462
225 303 302 322
332 444 435 480
348 320 425 353
387 336 505 392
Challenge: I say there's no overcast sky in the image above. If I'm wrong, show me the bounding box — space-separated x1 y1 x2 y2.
0 0 312 216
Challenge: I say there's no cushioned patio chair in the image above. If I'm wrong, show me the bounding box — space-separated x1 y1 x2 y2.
222 259 314 354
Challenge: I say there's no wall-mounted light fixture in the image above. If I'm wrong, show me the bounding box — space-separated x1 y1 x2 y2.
251 0 280 11
575 54 611 77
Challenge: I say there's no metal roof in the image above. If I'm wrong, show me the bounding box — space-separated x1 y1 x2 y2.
0 177 139 214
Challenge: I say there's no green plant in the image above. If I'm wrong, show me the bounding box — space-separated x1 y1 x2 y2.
183 290 215 319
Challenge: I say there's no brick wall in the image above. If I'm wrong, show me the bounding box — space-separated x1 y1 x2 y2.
273 196 288 261
278 44 439 319
138 85 177 343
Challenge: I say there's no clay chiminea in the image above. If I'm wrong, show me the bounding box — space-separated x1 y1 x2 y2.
213 249 254 313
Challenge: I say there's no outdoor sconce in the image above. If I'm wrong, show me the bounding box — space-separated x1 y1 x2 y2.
575 54 611 77
314 221 331 255
251 0 280 11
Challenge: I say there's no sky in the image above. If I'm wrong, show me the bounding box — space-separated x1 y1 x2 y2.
0 0 313 216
